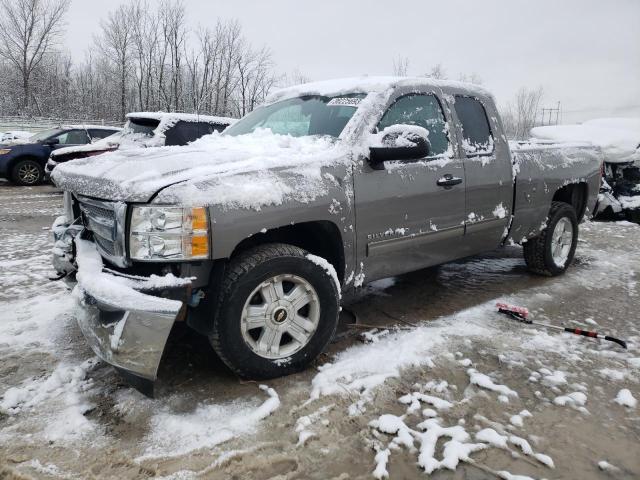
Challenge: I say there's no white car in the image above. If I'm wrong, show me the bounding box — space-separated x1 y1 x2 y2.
46 112 235 179
1 130 32 143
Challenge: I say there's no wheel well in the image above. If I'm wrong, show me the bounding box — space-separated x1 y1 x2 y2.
552 183 588 221
8 156 43 173
231 221 345 284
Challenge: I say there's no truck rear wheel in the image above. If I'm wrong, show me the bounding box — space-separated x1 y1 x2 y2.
523 201 578 276
209 243 340 379
11 159 43 185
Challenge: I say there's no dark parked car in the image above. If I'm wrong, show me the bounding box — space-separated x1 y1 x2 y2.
0 125 121 185
45 112 236 178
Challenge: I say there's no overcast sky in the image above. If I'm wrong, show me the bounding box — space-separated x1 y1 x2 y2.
64 0 640 123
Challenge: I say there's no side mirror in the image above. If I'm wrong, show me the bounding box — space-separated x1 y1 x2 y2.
45 138 60 146
369 125 431 169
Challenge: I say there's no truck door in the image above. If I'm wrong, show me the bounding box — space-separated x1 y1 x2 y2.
353 91 467 283
452 96 512 251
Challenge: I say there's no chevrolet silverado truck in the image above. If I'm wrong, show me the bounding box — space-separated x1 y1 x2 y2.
51 77 602 394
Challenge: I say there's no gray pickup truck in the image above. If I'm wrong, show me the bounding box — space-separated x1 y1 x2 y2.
51 77 602 394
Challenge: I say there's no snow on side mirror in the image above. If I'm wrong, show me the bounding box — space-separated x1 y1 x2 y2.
368 125 431 169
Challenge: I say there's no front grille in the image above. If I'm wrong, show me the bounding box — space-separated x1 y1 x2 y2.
79 202 115 222
94 234 117 256
77 196 127 267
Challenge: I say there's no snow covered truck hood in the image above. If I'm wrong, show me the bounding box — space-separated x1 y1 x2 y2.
51 129 351 207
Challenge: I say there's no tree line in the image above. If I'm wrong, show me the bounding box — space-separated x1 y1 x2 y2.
0 0 278 121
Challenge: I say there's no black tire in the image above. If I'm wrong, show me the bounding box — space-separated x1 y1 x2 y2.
523 201 579 276
209 243 340 379
11 158 44 186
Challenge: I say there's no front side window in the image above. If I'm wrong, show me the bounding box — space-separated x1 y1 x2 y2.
224 95 364 138
30 128 63 143
453 96 494 154
377 94 449 156
54 129 90 145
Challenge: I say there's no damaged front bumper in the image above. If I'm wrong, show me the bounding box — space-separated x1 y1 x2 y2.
73 279 186 396
52 221 191 396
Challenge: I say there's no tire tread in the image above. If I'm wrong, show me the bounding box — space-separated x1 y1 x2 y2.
523 201 576 276
209 243 338 379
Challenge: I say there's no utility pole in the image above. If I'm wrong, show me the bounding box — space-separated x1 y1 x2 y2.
541 102 561 125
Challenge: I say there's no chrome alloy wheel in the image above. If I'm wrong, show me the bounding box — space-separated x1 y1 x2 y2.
18 163 40 184
551 217 573 267
240 274 320 359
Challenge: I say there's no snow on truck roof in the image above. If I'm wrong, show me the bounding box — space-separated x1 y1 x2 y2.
266 76 494 104
126 112 236 125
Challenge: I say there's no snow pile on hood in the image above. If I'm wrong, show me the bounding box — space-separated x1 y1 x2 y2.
530 118 640 164
52 129 349 207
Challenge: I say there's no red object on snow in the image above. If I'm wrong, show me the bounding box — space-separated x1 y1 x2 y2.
496 302 529 319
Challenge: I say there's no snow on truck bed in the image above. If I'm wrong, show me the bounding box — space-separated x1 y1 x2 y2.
530 118 640 164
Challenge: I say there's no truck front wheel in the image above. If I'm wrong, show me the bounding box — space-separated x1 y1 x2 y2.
523 201 579 276
209 243 340 379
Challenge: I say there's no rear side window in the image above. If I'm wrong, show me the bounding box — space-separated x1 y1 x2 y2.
165 121 215 146
211 123 228 133
89 129 118 140
377 94 449 156
453 96 493 154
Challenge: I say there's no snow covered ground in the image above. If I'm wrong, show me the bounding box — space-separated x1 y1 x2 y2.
0 185 639 479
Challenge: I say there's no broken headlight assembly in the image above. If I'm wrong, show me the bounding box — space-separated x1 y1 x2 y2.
129 206 209 261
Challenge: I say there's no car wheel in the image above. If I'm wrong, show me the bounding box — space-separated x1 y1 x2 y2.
209 243 340 379
523 201 579 276
12 159 44 185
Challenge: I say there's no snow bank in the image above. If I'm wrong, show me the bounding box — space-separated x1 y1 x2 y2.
137 385 280 459
307 303 495 414
614 388 637 408
0 358 101 442
530 118 640 164
467 369 518 397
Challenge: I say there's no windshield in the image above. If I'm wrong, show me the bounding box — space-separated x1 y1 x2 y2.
30 128 63 142
124 118 160 136
224 94 365 138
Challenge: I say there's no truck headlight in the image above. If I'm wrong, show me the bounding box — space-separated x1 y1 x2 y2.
129 206 209 260
0 149 11 155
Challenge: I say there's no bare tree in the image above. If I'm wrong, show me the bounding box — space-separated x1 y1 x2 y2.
458 72 483 85
282 68 310 86
130 0 160 111
98 5 134 120
425 63 447 80
0 2 279 121
501 87 544 140
392 55 409 76
157 0 187 112
235 43 274 116
0 0 70 111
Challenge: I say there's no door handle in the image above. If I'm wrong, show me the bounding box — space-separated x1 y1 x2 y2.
437 174 463 187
